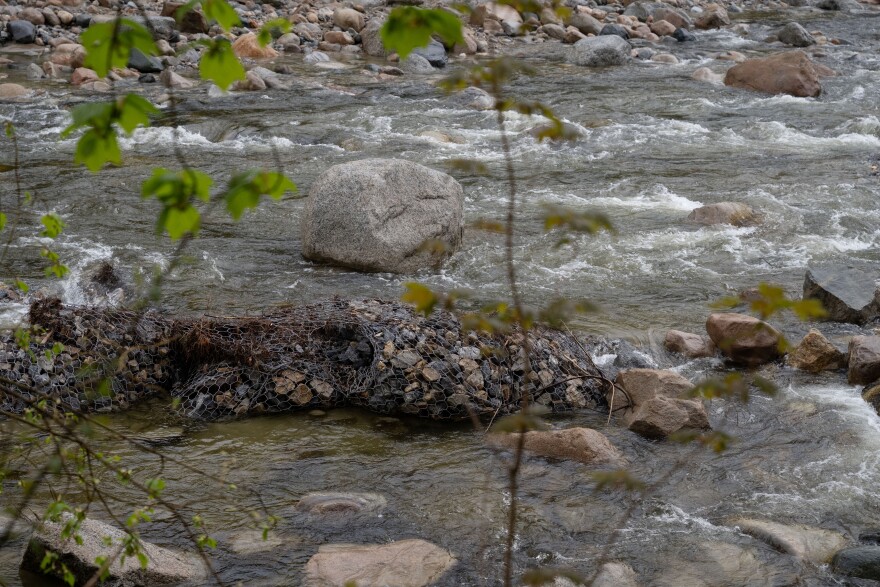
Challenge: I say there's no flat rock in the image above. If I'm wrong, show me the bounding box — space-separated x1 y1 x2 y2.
729 518 848 563
304 539 456 586
688 202 758 227
612 368 694 411
803 265 880 324
665 330 716 358
706 313 782 366
489 427 624 465
847 336 880 385
785 329 845 373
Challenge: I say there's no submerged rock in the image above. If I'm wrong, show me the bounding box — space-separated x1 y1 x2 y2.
724 51 827 98
304 539 456 586
567 35 631 67
687 202 759 227
664 330 716 358
729 518 848 563
20 515 206 585
301 159 464 274
624 395 709 439
847 336 880 385
594 562 639 587
296 492 387 515
785 329 845 373
611 368 695 411
832 546 880 581
803 265 880 324
489 427 624 465
706 313 782 366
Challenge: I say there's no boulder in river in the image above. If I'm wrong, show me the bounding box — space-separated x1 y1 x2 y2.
20 514 206 585
863 381 880 414
785 329 845 373
687 202 759 226
412 39 448 68
161 1 209 33
803 265 880 324
729 518 848 563
594 562 639 587
600 23 630 39
301 159 464 274
0 83 30 99
694 3 730 29
128 49 164 73
7 20 36 44
832 546 880 581
470 2 523 27
401 54 435 74
777 22 816 47
664 330 716 358
723 51 826 98
706 313 782 366
489 427 624 465
625 395 709 439
567 35 631 67
847 336 880 385
232 32 279 59
304 539 456 586
611 368 695 411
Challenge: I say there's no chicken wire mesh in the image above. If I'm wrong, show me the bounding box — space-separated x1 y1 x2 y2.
1 298 608 421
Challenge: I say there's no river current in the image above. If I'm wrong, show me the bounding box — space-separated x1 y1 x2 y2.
2 6 880 586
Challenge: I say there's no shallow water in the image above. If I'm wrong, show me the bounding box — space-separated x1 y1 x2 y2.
2 6 880 586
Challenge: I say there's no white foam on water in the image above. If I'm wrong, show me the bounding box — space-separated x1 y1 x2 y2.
743 121 880 149
586 185 703 212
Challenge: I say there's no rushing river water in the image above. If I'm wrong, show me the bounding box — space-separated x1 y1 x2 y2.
2 5 880 587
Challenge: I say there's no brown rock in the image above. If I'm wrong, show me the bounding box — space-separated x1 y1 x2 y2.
304 540 455 586
653 6 691 29
650 19 677 36
324 30 354 45
567 11 603 36
863 381 880 414
706 313 782 366
847 336 880 385
333 7 365 32
540 6 562 25
540 23 567 40
232 33 279 59
724 51 826 98
470 2 522 27
490 427 624 465
665 330 716 358
51 43 86 68
71 67 99 85
563 26 587 44
0 83 30 98
695 3 730 29
453 27 479 54
688 202 759 226
728 519 848 564
611 368 695 412
717 50 747 62
625 395 710 439
162 1 209 34
785 329 845 373
20 7 46 25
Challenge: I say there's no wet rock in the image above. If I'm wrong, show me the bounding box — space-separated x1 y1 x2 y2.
832 546 880 580
625 395 709 439
650 20 677 37
706 313 782 366
612 368 694 411
301 159 463 274
0 83 30 98
674 27 697 42
490 427 624 465
803 265 880 324
778 22 815 47
361 19 386 57
470 2 522 27
600 23 630 39
864 382 880 414
652 53 679 64
333 7 365 32
296 492 387 515
694 3 730 29
304 51 331 65
20 514 206 585
304 539 455 586
654 541 791 587
785 329 845 373
665 330 716 358
324 31 354 46
25 63 44 80
159 69 197 89
232 33 278 59
70 67 98 85
228 529 285 554
412 39 447 68
654 7 692 29
567 35 631 67
816 0 862 11
847 336 880 385
7 20 36 44
729 518 848 563
692 67 724 83
594 562 639 587
567 12 603 36
724 51 826 98
162 1 208 33
128 48 164 73
687 202 758 226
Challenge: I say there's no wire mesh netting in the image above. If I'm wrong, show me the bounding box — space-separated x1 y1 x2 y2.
1 298 608 421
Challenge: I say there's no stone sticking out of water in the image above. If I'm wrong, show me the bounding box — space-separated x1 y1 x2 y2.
296 492 387 516
804 265 880 325
728 518 849 563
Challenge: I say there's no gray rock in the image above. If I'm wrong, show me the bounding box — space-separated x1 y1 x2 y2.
594 562 639 587
600 23 630 39
803 265 880 324
567 35 631 67
448 86 494 110
624 1 665 21
847 336 880 385
361 18 386 57
294 22 323 42
567 12 603 36
20 514 206 585
26 62 44 80
816 0 861 11
540 23 567 40
401 53 434 74
674 27 696 42
832 546 880 581
777 22 815 47
7 20 36 44
301 159 464 274
128 48 164 73
728 518 848 563
304 51 330 64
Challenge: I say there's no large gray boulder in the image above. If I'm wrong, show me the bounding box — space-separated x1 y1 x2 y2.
567 35 631 67
803 265 880 324
301 159 464 274
20 515 206 585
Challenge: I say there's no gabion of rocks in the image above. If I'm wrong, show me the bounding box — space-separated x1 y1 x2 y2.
0 298 607 421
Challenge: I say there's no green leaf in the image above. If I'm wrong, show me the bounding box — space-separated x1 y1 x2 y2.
116 95 159 135
402 282 438 316
161 205 201 239
40 213 65 238
258 18 291 46
203 0 241 31
224 170 296 220
0 212 6 231
380 7 463 59
75 128 121 172
199 38 245 91
82 19 158 78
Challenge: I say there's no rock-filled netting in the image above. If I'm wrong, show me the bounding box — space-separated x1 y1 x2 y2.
0 298 608 420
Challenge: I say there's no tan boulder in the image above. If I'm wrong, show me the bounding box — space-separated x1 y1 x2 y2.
695 3 730 29
0 83 30 98
333 7 365 32
563 26 587 44
625 395 710 439
652 53 679 64
454 27 479 54
692 67 724 83
785 329 845 373
232 33 279 59
688 202 759 226
724 51 827 98
489 427 624 465
665 330 716 358
324 31 354 45
612 368 695 411
653 6 691 29
71 67 98 85
304 539 455 586
847 336 880 385
706 313 782 366
20 7 46 25
470 2 523 27
51 43 86 68
650 19 677 36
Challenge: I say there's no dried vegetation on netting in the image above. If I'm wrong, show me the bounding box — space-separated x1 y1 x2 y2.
1 297 608 421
